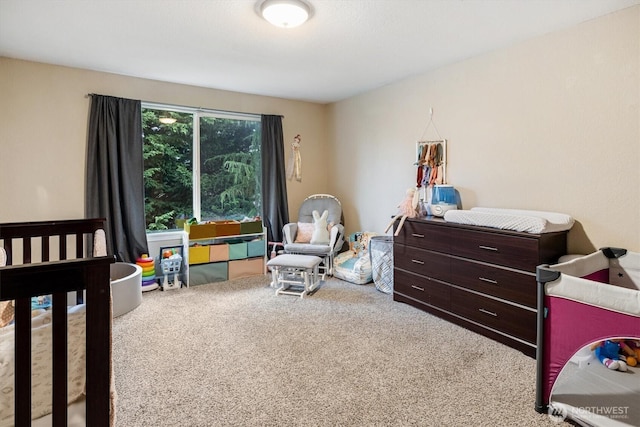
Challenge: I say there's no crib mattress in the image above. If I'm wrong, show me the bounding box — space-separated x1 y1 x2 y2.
0 305 87 427
444 207 574 234
32 399 86 427
551 362 639 426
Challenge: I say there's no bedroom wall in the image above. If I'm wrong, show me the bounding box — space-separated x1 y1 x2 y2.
328 6 640 254
0 58 328 224
1 7 638 255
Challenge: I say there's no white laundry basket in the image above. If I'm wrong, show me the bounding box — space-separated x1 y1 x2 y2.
369 236 394 294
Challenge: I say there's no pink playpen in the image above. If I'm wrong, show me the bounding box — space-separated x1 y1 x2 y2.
535 247 640 426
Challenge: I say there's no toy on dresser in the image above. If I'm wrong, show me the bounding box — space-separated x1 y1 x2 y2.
384 188 419 236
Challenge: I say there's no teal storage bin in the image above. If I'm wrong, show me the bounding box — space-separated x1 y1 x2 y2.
189 262 228 286
247 239 265 257
228 241 248 260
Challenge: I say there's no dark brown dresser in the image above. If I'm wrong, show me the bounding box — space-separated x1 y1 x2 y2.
393 217 567 357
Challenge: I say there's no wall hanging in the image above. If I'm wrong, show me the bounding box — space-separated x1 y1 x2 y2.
287 134 302 182
415 109 447 205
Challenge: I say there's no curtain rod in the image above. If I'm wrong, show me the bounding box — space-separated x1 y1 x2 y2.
86 93 284 119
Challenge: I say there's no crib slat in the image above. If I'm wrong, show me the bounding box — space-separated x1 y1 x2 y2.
52 292 68 427
23 237 31 264
15 297 31 425
42 236 50 262
60 235 67 260
76 233 83 259
86 262 112 427
3 239 13 265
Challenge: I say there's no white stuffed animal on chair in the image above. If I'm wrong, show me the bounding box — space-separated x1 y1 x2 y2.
310 210 330 245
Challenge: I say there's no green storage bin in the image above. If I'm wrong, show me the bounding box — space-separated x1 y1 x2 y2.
247 239 265 257
228 241 248 260
189 262 228 286
240 220 263 234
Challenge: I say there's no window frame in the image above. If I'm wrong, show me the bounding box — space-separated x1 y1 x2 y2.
142 102 261 227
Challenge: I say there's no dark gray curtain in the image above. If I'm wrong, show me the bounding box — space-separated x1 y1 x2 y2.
261 115 289 243
86 95 148 263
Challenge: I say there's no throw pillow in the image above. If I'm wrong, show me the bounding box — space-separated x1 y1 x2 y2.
294 222 314 243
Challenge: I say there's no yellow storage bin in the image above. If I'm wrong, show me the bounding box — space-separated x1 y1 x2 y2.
209 243 229 262
228 258 264 280
189 245 210 265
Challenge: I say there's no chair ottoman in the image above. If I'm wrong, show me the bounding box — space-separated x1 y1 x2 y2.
266 254 323 298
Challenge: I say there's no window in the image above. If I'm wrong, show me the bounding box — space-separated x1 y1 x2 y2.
142 104 261 230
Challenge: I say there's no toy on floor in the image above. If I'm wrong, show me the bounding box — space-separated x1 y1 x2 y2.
137 254 158 291
385 188 419 236
160 250 183 291
590 340 629 371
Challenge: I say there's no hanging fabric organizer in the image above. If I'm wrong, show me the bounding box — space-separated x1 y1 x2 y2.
415 109 447 203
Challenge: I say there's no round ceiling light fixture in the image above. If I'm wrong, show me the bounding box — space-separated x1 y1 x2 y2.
159 116 177 124
259 0 311 28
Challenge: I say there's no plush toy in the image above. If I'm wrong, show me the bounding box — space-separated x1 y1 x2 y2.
626 340 640 359
619 340 640 367
590 340 628 371
385 188 420 236
310 209 330 245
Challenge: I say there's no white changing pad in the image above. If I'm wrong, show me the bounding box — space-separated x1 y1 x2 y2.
443 207 574 234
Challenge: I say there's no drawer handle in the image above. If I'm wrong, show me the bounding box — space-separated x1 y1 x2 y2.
479 245 499 252
411 233 425 238
411 259 425 265
478 308 498 317
479 277 498 285
411 285 425 292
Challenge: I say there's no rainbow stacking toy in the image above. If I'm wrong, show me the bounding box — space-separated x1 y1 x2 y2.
136 254 158 291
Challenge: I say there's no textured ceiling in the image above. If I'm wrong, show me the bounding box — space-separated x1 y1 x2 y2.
1 0 638 103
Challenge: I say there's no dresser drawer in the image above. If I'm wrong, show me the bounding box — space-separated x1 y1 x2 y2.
449 258 536 308
449 228 539 271
394 245 450 282
450 288 536 343
395 220 450 253
394 269 450 310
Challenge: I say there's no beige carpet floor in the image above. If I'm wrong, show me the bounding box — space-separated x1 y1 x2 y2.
112 275 566 426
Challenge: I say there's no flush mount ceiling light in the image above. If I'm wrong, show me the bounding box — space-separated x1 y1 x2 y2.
259 0 311 28
159 116 176 124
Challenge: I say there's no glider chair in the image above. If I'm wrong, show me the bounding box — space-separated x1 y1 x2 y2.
282 194 345 277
